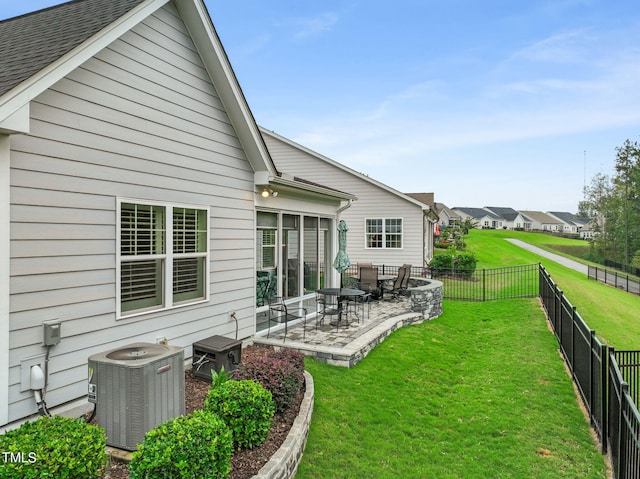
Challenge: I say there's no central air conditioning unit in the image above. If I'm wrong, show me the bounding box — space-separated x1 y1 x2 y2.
88 342 184 451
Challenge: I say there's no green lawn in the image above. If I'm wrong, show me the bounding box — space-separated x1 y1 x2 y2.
298 300 606 479
465 229 640 348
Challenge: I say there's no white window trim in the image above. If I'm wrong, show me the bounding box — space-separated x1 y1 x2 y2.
116 198 210 319
364 217 404 249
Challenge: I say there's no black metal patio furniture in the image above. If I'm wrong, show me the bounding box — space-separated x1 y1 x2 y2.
316 287 365 330
346 282 372 322
359 266 380 299
400 264 412 291
315 291 339 329
267 297 308 342
383 266 407 300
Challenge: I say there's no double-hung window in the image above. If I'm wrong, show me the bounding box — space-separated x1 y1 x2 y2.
365 218 403 249
118 200 209 317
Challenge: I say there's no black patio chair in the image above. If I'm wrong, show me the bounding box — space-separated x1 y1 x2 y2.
359 266 380 299
267 297 308 341
400 264 412 292
346 282 371 322
316 292 342 328
383 266 407 300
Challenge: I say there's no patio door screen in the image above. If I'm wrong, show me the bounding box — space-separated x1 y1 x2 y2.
282 214 300 299
304 216 330 293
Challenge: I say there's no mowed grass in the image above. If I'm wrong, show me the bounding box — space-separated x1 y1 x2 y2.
466 229 640 349
298 300 606 479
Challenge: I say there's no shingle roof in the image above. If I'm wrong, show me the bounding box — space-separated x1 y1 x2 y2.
0 0 145 98
548 211 589 227
484 206 520 222
520 210 563 225
453 207 502 220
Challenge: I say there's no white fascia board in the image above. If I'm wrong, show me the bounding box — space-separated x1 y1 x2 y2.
0 135 10 426
175 0 275 176
0 0 170 129
0 103 29 134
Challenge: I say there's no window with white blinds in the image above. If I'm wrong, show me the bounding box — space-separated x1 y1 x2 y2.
119 201 209 316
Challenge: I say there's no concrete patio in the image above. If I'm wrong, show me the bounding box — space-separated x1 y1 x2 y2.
253 290 440 367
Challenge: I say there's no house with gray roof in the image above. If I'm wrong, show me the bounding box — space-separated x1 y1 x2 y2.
433 202 462 228
519 211 564 232
0 0 356 428
452 207 504 229
484 207 533 230
547 212 589 234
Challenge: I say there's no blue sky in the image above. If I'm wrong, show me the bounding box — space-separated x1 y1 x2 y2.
4 1 640 212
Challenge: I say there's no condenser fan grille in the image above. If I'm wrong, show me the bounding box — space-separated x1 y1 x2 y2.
106 345 168 360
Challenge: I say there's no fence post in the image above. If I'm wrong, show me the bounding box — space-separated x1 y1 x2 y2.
555 286 563 348
482 268 486 302
602 343 608 454
571 306 577 375
619 381 629 479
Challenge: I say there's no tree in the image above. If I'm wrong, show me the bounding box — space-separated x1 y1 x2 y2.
613 140 640 264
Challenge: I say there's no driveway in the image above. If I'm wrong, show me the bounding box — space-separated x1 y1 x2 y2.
505 238 589 275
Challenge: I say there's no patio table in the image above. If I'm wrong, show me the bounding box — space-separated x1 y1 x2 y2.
316 287 365 328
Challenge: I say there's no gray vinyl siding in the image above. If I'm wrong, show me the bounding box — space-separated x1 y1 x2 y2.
263 133 425 267
7 4 256 422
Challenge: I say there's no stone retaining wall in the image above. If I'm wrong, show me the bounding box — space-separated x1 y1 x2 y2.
252 371 314 479
407 278 443 320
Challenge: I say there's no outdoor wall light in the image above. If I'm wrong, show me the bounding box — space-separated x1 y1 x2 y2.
261 187 278 198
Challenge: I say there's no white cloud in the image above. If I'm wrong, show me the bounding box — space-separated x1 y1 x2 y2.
291 13 339 39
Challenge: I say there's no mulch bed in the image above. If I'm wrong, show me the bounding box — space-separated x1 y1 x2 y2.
98 345 303 479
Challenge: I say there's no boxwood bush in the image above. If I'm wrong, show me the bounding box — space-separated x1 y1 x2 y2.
205 379 274 449
0 415 106 479
128 409 232 479
233 347 304 413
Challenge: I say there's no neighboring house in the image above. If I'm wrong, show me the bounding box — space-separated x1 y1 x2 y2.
260 128 437 269
519 211 564 232
453 207 504 229
484 207 533 230
0 0 354 427
547 212 589 234
579 220 598 239
433 202 461 228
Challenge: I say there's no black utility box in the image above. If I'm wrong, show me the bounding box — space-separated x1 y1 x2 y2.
192 335 242 381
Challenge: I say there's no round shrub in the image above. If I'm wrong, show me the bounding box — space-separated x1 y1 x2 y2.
233 348 304 413
205 379 275 449
0 415 107 479
129 410 232 479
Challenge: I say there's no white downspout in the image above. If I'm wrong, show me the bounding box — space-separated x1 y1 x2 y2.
337 198 353 216
0 135 11 426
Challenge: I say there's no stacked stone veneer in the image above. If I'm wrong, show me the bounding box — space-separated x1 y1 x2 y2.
407 277 443 320
252 371 314 479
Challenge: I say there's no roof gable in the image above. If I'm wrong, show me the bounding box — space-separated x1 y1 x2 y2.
548 211 589 226
0 0 276 176
0 0 145 98
260 126 429 211
484 206 519 222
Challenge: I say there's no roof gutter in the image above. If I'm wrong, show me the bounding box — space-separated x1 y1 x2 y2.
337 198 353 214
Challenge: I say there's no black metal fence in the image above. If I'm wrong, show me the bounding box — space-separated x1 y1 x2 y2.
605 259 640 278
539 265 607 451
430 263 539 301
344 263 539 301
540 264 640 478
588 265 640 295
608 350 640 479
